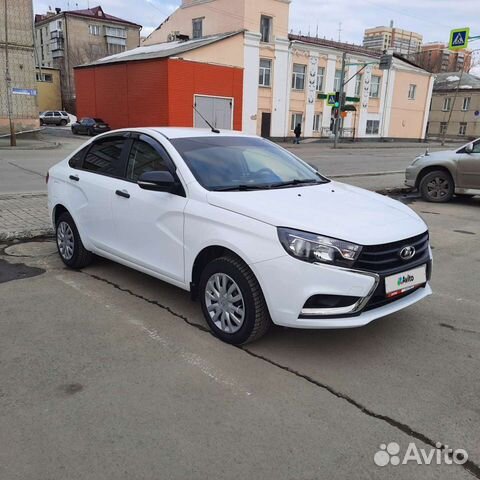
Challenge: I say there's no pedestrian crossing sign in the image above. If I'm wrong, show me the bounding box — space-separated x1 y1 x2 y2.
449 28 469 51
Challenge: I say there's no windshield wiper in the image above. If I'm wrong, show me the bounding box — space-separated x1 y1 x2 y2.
269 179 328 189
211 184 272 192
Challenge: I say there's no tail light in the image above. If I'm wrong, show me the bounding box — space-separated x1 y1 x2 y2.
45 171 49 184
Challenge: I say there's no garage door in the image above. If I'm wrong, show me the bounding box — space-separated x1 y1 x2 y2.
194 96 233 130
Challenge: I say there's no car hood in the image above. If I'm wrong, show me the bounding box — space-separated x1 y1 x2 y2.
414 150 456 163
207 181 427 245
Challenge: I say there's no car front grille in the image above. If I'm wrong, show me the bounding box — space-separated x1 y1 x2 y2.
354 231 430 274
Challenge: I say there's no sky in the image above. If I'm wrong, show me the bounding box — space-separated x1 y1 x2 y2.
32 0 480 51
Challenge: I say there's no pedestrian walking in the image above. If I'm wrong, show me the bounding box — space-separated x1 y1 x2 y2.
294 123 301 144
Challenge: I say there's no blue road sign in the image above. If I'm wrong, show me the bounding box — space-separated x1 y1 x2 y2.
326 93 336 106
12 88 37 96
449 28 469 51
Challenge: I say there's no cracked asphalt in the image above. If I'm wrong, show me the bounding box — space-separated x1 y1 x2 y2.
0 195 479 479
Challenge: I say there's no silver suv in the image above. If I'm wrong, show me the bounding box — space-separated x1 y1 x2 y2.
40 111 70 126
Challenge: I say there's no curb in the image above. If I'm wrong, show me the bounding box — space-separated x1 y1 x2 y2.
0 141 61 151
330 170 403 179
375 186 413 196
0 227 54 243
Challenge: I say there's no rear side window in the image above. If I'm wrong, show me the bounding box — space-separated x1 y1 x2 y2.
83 137 125 176
68 146 88 169
126 139 170 182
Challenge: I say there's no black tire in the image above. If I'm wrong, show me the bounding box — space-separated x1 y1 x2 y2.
71 127 77 135
56 212 93 269
60 119 67 126
419 170 454 203
199 255 271 345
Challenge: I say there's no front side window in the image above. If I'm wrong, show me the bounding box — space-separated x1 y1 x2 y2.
68 146 89 169
192 18 203 39
170 136 326 191
292 64 306 90
83 137 125 175
316 67 324 92
366 120 380 135
260 15 272 43
127 139 170 182
370 75 381 98
408 84 417 100
259 58 272 87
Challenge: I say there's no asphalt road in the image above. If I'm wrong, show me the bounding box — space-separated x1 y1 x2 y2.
1 196 479 479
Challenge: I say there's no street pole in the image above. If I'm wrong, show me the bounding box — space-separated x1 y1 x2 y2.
334 51 347 149
4 0 16 146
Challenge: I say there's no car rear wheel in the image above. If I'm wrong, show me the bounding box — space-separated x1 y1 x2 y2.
60 119 67 126
199 255 271 345
56 212 93 269
419 170 454 203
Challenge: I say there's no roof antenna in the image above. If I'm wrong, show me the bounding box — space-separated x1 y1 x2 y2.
193 104 220 133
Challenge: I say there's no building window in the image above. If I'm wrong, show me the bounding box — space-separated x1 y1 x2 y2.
107 43 126 55
440 122 448 134
291 113 303 131
462 97 471 111
370 75 381 98
313 113 322 132
89 24 101 36
192 18 203 39
292 64 306 90
366 120 380 135
442 97 452 111
36 72 53 82
316 67 325 92
459 122 467 135
260 15 272 43
408 84 417 100
57 20 62 30
355 74 363 97
259 58 272 87
334 69 342 92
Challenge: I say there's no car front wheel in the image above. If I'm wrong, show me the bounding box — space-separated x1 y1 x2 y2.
56 212 93 269
419 170 454 203
199 255 271 345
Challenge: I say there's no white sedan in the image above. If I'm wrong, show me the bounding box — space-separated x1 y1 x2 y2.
48 128 432 344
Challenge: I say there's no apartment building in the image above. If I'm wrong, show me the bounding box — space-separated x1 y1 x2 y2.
363 22 422 56
0 0 38 135
79 0 433 140
34 5 141 111
427 73 480 140
413 42 472 74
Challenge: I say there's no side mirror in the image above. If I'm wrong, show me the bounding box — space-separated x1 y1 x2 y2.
465 143 474 154
138 171 178 193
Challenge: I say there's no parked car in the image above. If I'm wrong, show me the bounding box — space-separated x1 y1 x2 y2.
71 118 111 136
40 110 70 126
405 139 480 202
48 128 432 344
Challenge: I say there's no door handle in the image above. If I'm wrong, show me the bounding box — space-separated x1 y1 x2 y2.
69 175 79 181
115 189 130 199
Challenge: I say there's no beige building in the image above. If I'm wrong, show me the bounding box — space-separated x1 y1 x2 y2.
0 0 39 135
34 5 141 112
142 0 433 140
363 22 422 56
414 42 472 74
35 67 61 112
428 72 480 140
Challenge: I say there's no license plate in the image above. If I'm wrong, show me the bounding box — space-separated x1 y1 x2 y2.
385 265 427 298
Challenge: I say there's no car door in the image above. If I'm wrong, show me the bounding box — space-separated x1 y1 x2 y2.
68 134 130 253
44 111 54 124
53 111 62 125
110 134 188 283
78 118 89 134
457 140 480 189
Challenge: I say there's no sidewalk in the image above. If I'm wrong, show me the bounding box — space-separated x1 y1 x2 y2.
0 193 52 242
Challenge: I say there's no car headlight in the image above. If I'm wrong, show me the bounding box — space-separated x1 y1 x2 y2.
277 228 362 266
411 155 424 166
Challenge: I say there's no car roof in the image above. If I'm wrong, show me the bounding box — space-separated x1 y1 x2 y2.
147 127 254 140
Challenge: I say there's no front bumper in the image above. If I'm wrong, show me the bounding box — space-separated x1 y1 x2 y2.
405 165 419 188
251 254 432 329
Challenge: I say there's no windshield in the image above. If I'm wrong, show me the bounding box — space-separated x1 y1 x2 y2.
170 136 328 191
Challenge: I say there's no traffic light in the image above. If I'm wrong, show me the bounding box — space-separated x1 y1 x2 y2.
334 91 340 108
